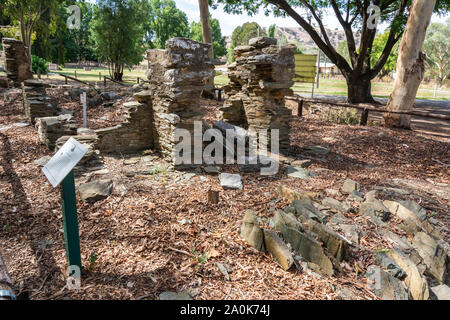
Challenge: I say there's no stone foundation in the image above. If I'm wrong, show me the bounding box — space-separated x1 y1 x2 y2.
220 37 296 151
2 38 33 85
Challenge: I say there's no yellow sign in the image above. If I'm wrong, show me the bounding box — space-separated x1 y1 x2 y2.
293 54 317 84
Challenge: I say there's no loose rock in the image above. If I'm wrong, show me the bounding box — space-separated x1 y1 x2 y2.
240 210 265 251
78 179 113 203
263 229 294 271
219 173 243 190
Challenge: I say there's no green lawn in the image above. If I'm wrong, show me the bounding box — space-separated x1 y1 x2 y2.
3 67 449 101
46 67 147 84
214 75 450 101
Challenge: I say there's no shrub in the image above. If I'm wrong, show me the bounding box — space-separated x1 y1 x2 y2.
31 55 49 74
323 107 360 125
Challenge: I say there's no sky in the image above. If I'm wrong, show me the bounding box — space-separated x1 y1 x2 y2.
177 0 449 36
86 0 449 36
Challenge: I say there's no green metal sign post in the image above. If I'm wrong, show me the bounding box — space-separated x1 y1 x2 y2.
60 170 82 272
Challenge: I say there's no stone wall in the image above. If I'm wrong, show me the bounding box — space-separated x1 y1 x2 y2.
95 101 154 153
74 38 214 161
35 114 77 150
2 38 33 85
220 37 296 151
134 38 214 161
22 80 58 124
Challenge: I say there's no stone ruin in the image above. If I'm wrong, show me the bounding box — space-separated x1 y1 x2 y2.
22 80 58 124
2 38 33 86
96 38 215 162
21 37 295 169
220 37 296 152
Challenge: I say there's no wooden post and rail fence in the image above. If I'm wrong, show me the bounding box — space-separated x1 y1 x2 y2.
285 95 450 123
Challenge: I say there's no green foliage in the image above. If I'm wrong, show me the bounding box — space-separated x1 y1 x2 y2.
212 0 450 88
371 31 399 78
268 24 276 38
87 252 98 271
229 22 266 62
32 55 49 74
423 19 450 87
192 250 208 265
91 0 146 80
189 17 227 58
323 107 359 125
337 40 350 65
143 0 189 49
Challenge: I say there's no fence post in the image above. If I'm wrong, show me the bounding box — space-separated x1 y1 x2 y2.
298 99 303 117
99 72 101 81
360 109 369 126
74 70 77 79
104 76 106 86
65 76 68 85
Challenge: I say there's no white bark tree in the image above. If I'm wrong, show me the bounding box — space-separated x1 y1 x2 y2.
384 0 437 129
198 0 215 95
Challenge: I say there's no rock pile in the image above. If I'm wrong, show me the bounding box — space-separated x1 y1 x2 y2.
220 37 296 151
2 38 33 85
240 179 449 300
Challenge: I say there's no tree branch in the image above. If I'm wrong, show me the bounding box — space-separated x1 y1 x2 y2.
267 0 352 74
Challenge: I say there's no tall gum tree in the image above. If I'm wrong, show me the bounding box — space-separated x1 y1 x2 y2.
383 0 437 129
212 0 450 103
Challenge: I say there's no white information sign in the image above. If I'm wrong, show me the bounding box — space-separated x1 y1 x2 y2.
42 137 88 188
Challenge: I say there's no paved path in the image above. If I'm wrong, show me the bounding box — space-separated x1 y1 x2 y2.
297 94 450 140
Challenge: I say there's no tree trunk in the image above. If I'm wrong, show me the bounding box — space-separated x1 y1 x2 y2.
347 77 374 103
384 0 436 129
198 0 213 59
198 0 215 98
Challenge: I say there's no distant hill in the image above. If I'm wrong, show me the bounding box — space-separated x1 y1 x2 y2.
225 26 360 54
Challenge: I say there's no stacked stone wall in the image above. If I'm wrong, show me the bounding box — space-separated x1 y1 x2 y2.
2 38 33 85
221 37 296 151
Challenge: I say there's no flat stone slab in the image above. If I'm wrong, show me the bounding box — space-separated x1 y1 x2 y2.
219 173 243 190
366 266 409 300
34 155 51 167
204 166 220 174
431 285 450 300
304 145 330 156
159 291 193 300
286 166 317 179
263 229 294 271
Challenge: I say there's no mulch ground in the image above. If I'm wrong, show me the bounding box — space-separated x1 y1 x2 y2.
0 83 448 300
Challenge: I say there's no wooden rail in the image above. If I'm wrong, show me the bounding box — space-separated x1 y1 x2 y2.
103 76 130 87
286 95 450 123
58 73 93 87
